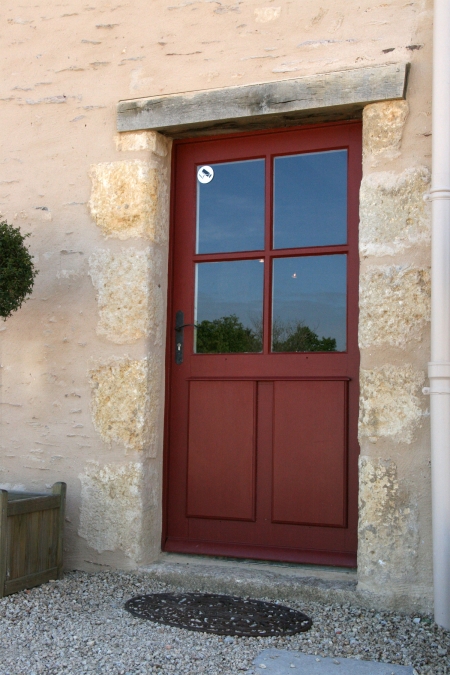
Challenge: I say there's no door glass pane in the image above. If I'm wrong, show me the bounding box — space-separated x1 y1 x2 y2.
272 255 347 352
273 150 347 249
196 159 265 254
195 260 264 353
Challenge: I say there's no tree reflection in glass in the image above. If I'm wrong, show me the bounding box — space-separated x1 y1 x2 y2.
195 260 264 353
272 255 347 352
196 314 336 354
196 314 262 353
271 319 336 352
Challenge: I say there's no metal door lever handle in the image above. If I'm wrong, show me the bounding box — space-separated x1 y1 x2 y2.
175 324 199 331
175 311 198 364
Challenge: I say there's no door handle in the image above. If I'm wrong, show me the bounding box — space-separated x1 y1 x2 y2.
174 311 198 364
175 324 199 331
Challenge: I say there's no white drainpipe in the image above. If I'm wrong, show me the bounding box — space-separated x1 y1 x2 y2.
429 0 450 630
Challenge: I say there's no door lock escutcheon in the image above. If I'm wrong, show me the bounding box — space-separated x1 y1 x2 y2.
174 311 198 364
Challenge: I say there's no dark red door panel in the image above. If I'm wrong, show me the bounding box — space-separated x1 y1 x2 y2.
187 380 256 521
272 380 347 528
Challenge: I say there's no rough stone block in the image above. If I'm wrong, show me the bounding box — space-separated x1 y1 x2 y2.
358 456 418 585
89 248 164 345
89 357 150 451
78 461 143 559
114 130 170 156
360 167 431 257
363 100 409 162
359 365 425 443
89 160 163 241
146 354 163 455
359 266 430 348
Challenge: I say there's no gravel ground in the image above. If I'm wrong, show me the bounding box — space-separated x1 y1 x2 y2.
0 571 448 675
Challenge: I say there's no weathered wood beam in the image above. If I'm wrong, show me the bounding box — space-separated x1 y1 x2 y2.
53 482 66 580
0 491 7 599
4 568 60 596
117 63 409 136
7 494 61 516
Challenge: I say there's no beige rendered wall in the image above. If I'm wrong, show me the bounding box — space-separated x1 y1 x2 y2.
0 0 433 608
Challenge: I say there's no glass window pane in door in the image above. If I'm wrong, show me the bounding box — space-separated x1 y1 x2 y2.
273 150 347 249
195 260 264 353
272 255 347 352
196 159 265 253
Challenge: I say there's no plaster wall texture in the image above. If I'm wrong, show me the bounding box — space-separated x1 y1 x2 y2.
0 0 433 606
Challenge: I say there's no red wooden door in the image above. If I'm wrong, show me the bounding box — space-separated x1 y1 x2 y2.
164 122 361 567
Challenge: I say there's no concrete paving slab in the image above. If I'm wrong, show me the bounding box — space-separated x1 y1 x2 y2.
253 649 415 675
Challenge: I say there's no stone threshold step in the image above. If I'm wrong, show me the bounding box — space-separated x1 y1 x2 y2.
140 552 432 615
140 553 360 608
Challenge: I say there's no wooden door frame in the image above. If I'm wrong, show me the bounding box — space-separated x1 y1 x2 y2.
162 120 362 565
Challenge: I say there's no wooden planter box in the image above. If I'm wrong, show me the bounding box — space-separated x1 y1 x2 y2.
0 482 66 597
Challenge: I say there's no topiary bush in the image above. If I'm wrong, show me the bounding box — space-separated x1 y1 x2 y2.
0 220 38 319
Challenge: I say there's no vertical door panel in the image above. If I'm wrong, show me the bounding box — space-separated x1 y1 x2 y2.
272 380 347 527
187 380 256 520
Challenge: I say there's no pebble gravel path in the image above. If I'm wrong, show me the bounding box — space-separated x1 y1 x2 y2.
0 571 449 675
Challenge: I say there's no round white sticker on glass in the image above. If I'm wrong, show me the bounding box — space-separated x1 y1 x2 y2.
197 165 214 184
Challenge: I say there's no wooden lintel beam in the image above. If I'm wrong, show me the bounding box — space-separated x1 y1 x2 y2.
117 63 409 136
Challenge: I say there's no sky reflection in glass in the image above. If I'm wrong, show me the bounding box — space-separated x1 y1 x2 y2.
196 159 265 254
273 150 347 249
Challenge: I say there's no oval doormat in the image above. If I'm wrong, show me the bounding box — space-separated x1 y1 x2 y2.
124 592 312 636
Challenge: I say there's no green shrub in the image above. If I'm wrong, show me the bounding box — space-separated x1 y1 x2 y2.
0 220 38 319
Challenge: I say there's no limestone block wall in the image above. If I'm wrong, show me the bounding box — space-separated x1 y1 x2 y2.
79 132 171 567
357 98 433 612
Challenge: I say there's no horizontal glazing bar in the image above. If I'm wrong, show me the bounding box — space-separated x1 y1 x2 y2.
193 245 349 264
